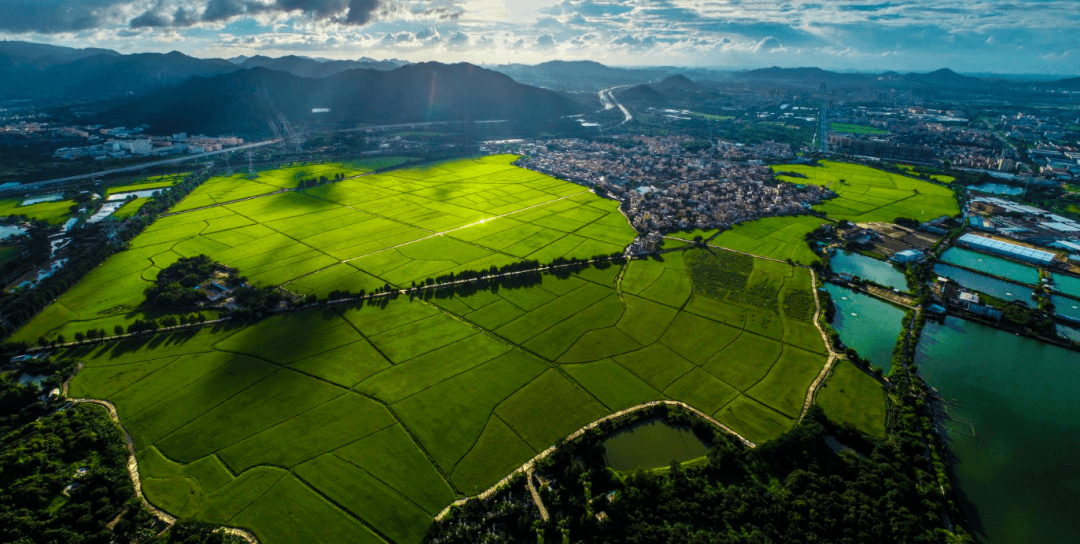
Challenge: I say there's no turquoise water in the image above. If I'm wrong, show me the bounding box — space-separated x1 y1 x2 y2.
0 225 26 240
825 284 905 373
940 247 1039 285
1051 274 1080 299
917 317 1080 544
934 264 1035 305
830 250 909 291
967 183 1024 195
603 418 711 471
1051 295 1080 321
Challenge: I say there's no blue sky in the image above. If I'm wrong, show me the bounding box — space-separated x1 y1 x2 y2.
2 0 1078 74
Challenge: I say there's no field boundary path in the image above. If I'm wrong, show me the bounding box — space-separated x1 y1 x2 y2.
65 397 260 544
799 269 842 421
434 399 755 521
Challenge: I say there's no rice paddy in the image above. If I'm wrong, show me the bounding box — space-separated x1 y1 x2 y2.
772 160 959 223
39 154 855 544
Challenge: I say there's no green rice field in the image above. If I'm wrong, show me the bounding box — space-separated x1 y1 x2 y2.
772 161 959 223
0 197 74 224
830 123 887 135
815 360 887 438
36 155 856 544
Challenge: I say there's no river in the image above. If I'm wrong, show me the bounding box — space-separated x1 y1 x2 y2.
939 247 1039 285
830 250 909 291
933 264 1035 305
917 317 1080 544
825 284 905 373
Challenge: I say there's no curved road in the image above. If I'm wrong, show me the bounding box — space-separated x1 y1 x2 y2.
598 86 633 129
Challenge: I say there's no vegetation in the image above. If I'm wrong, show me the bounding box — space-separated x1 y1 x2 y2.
429 403 970 544
772 160 960 223
830 122 888 135
145 255 233 309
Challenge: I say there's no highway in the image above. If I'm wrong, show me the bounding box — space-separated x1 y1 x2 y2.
598 86 633 129
1 139 281 195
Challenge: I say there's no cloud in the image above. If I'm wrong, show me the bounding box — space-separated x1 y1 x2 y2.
535 33 555 49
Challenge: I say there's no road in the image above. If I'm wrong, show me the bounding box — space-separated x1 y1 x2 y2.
1 140 281 195
598 86 633 129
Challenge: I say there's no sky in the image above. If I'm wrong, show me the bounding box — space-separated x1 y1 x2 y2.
1 0 1078 74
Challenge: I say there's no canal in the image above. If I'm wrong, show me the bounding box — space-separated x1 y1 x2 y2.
939 247 1039 285
824 284 906 373
916 317 1080 544
830 250 909 291
603 418 711 471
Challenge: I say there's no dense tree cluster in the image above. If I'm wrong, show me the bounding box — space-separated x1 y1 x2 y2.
145 255 233 310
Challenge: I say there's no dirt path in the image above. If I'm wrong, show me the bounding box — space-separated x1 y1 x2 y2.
798 269 842 421
434 399 755 521
66 397 260 544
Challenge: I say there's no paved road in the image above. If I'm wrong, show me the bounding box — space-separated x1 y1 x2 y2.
598 86 633 129
2 140 281 195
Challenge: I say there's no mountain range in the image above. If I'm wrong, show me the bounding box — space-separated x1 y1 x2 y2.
84 63 583 137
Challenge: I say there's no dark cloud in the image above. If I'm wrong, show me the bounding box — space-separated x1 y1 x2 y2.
0 0 391 32
0 0 128 33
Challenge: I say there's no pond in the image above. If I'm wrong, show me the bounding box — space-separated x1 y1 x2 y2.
967 183 1024 196
830 250 909 291
603 418 711 471
825 284 906 373
933 264 1035 305
107 189 161 201
939 247 1039 285
917 317 1080 544
0 224 27 240
1051 273 1080 299
87 201 126 223
21 194 62 206
1051 295 1080 322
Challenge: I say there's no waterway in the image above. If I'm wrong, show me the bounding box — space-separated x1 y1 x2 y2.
21 194 62 206
966 183 1024 196
830 250 909 291
824 284 905 373
1051 274 1080 299
933 264 1035 305
0 224 27 240
603 418 711 471
916 317 1080 544
939 247 1039 285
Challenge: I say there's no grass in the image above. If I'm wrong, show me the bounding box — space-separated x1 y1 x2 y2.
816 360 888 438
42 154 868 544
830 123 887 135
111 197 149 219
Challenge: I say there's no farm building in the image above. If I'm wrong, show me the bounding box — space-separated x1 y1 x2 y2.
957 233 1055 266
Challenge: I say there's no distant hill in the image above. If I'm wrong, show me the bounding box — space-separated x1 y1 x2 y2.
740 66 869 83
617 84 667 103
0 41 119 68
901 68 987 88
490 60 675 92
0 50 238 100
86 63 584 137
239 55 406 78
654 74 699 92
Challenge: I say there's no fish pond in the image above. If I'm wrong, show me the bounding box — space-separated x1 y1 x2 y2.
603 418 711 471
0 224 26 240
825 284 906 373
1051 295 1080 322
830 250 909 291
939 247 1039 285
934 264 1035 305
916 317 1080 544
1051 274 1080 299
